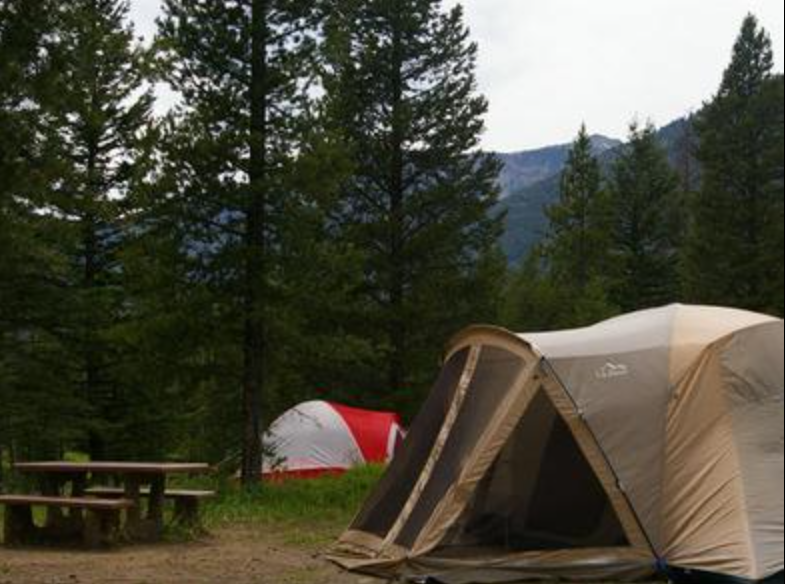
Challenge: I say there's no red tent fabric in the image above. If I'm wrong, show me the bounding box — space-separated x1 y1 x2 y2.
263 401 405 480
329 403 404 464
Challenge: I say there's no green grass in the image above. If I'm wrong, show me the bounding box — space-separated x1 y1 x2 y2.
201 465 383 545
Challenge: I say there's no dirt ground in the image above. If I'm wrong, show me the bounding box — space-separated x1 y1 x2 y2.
0 525 666 584
0 526 374 584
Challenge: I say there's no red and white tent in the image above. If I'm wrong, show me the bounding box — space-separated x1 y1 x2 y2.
263 401 405 480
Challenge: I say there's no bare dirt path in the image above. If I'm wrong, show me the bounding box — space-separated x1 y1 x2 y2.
0 526 372 584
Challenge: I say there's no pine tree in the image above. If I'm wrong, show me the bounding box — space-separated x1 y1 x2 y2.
0 0 46 471
502 249 568 332
0 0 81 464
674 117 700 197
609 122 682 311
546 126 608 287
1 0 44 333
36 0 155 459
322 0 505 414
0 0 55 334
764 75 784 315
685 15 783 314
540 125 615 325
158 0 331 482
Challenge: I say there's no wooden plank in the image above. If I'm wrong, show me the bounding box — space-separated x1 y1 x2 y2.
85 487 216 499
156 489 216 499
0 495 134 511
13 462 211 475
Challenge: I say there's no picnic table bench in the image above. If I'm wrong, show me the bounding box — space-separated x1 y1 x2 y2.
1 461 213 548
85 486 216 528
0 495 133 547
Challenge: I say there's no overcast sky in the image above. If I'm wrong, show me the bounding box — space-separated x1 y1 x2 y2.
130 0 784 152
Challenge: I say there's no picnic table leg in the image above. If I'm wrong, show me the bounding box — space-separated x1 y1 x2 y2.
66 472 88 534
84 509 122 549
3 504 36 546
40 475 62 527
148 476 166 536
123 475 143 540
173 498 202 531
72 473 88 497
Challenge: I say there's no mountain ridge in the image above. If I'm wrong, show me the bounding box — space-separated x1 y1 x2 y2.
495 134 622 199
495 119 693 264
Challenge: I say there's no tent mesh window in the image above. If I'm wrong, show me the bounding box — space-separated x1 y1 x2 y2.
440 390 629 553
350 348 470 538
396 346 529 548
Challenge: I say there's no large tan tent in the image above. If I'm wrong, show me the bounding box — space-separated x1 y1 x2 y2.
329 305 784 583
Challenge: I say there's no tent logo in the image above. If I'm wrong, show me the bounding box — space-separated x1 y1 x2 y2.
595 361 630 380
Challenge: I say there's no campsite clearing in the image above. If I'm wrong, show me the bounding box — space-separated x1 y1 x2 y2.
0 467 661 584
0 467 375 583
0 523 661 584
0 524 366 584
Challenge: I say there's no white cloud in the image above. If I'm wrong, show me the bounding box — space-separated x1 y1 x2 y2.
130 0 785 151
451 0 785 150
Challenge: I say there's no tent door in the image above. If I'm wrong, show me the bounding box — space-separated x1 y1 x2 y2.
438 389 630 552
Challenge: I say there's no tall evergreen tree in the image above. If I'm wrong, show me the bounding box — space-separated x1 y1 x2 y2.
765 74 784 315
37 0 155 459
0 0 85 465
1 0 49 470
685 15 783 314
673 117 700 197
1 0 46 339
322 0 505 414
609 122 682 311
546 126 609 287
1 0 53 336
501 248 569 333
540 125 615 325
158 0 334 482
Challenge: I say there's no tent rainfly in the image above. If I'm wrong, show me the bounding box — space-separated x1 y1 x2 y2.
329 305 784 583
263 401 404 480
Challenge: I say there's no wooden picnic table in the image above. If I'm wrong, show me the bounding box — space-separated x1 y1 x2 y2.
13 461 211 541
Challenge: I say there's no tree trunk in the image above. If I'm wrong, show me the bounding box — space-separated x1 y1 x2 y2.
388 9 406 397
84 136 104 461
241 0 269 487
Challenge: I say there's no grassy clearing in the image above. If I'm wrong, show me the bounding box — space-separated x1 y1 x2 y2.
204 465 382 526
199 465 383 545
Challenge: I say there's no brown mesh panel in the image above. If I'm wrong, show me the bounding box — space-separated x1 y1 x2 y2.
350 349 470 538
396 347 527 548
441 390 629 552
